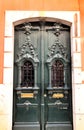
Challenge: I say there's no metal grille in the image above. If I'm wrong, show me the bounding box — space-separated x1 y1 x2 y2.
51 60 64 87
21 61 34 87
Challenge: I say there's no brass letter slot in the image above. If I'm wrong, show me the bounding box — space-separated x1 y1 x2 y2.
52 93 64 98
21 93 34 98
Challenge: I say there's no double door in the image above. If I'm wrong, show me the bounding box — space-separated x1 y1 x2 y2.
13 20 72 130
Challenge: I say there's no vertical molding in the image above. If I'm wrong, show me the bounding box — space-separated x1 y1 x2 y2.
40 22 45 130
75 39 77 52
74 13 78 37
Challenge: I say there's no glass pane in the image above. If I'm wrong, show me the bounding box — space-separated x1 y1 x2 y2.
51 60 64 87
21 61 34 87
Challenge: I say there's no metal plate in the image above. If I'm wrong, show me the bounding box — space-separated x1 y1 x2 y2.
21 93 34 98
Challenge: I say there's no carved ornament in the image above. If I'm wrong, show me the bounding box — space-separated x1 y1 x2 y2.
16 23 39 64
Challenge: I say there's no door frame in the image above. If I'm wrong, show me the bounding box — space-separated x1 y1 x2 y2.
3 11 81 130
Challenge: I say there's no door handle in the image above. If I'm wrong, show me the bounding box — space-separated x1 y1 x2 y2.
44 94 47 97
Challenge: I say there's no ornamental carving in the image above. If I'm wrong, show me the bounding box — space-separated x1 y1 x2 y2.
47 38 67 59
52 23 61 37
46 22 69 62
16 23 39 63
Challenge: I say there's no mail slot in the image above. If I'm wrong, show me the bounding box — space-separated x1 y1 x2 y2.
21 93 34 98
52 93 64 98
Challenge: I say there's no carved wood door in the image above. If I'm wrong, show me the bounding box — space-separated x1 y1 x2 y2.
13 20 72 130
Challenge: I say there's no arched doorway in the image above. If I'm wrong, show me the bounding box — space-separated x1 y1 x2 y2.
13 19 72 130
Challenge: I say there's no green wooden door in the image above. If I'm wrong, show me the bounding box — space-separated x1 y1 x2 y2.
13 20 72 130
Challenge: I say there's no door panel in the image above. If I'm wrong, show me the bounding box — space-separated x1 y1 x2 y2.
13 20 72 130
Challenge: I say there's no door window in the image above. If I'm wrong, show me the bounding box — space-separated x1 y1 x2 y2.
51 60 64 87
21 60 34 87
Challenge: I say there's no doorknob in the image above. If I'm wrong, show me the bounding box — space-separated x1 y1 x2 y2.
44 94 47 97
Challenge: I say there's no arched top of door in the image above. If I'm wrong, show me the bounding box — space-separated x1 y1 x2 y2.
13 17 71 27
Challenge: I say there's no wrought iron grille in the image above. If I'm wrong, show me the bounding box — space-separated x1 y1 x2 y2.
51 60 64 87
21 61 34 87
